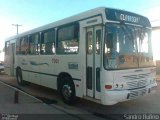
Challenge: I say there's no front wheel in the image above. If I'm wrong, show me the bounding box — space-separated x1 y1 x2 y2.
60 77 75 105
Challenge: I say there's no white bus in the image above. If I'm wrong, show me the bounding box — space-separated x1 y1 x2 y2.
4 7 157 105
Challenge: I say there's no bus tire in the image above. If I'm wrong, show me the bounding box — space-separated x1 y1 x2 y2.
60 76 75 105
16 68 26 86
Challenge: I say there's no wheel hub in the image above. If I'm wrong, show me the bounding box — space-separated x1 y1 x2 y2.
62 85 72 100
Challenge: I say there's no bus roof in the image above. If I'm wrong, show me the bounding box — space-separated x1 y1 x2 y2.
6 7 151 41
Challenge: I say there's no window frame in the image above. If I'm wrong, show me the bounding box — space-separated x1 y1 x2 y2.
56 22 79 55
19 36 29 55
29 33 40 55
41 28 55 55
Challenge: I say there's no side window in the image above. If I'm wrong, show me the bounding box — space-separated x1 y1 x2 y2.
57 23 79 54
5 41 10 55
41 29 55 55
16 39 20 54
96 30 101 54
87 31 93 54
29 33 40 55
20 36 28 55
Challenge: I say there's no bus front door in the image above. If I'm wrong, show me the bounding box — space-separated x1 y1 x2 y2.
86 26 102 100
10 43 15 76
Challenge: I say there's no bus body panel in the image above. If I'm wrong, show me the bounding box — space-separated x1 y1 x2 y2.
4 7 157 105
4 39 16 76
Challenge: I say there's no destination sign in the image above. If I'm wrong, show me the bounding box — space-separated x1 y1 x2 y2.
120 14 139 23
106 8 151 27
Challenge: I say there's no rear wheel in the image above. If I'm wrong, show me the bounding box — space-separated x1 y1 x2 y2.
60 76 75 105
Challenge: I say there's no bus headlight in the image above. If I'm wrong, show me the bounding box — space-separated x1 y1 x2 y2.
120 84 124 88
114 83 124 90
115 84 118 88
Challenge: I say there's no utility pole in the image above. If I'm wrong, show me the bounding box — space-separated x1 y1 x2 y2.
12 24 22 34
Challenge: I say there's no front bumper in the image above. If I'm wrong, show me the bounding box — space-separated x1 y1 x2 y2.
102 82 157 105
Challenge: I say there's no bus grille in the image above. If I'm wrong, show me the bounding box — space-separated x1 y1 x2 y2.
129 89 147 99
123 73 149 80
127 79 147 89
123 74 149 89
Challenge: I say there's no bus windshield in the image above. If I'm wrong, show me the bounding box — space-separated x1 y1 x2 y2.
104 23 155 70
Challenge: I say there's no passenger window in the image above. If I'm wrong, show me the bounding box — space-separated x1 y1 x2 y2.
16 39 20 55
41 29 55 55
29 33 40 55
56 23 79 54
20 36 28 55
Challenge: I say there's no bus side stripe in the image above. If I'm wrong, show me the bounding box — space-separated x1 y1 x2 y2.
22 69 81 81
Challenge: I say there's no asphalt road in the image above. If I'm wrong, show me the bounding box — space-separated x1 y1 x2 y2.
0 72 160 120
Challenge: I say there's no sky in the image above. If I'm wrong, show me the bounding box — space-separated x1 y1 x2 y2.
0 0 160 60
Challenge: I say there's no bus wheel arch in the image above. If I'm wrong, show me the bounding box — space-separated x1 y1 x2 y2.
57 72 76 104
